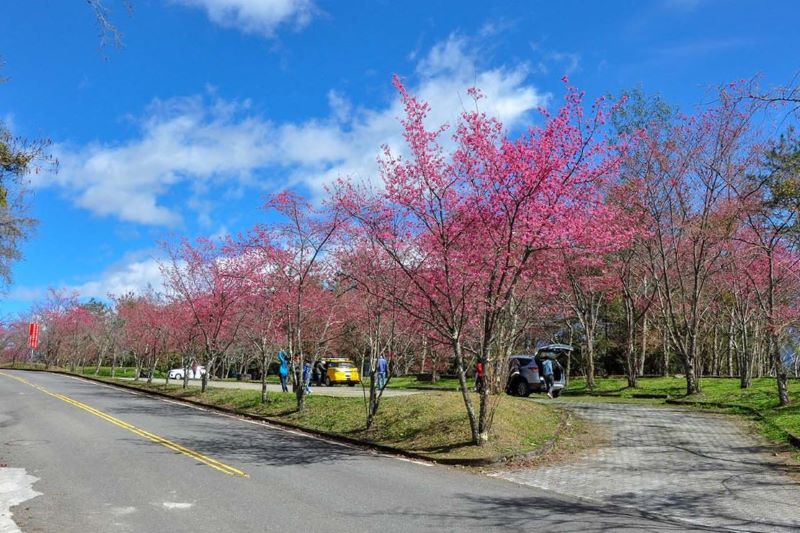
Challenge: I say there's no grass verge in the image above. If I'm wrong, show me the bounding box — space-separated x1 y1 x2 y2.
564 376 800 449
86 376 566 464
384 375 461 390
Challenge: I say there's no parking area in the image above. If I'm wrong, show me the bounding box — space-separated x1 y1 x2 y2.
492 401 800 532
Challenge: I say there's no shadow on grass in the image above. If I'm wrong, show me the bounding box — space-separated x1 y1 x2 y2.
414 439 475 454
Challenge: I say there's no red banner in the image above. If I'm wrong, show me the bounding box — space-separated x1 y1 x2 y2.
28 323 40 349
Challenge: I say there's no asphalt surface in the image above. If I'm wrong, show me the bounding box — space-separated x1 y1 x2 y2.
118 376 420 397
0 371 709 533
494 400 800 532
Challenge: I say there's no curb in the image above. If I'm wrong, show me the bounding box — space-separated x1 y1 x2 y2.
2 367 562 467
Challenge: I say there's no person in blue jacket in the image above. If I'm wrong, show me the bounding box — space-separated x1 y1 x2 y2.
302 361 312 394
377 354 389 390
278 351 289 392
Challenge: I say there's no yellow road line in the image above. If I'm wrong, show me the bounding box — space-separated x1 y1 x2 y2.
0 371 248 478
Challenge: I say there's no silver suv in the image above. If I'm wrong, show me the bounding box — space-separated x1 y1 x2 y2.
505 344 572 398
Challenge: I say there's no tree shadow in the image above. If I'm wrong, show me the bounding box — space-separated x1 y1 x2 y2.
414 440 474 454
361 492 718 532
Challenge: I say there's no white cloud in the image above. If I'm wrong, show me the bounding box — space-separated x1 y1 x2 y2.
73 258 166 299
41 34 548 225
281 34 548 196
41 96 276 225
6 257 166 304
172 0 315 37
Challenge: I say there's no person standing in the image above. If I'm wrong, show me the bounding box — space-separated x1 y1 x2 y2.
312 360 321 386
303 361 313 394
474 360 485 393
542 356 555 398
376 354 389 390
278 351 289 393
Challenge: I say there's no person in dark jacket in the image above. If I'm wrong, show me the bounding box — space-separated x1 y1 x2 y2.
314 360 326 385
542 356 555 398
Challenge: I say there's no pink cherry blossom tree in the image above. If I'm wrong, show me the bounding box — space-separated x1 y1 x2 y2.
247 191 343 411
161 237 252 392
336 77 625 445
631 85 763 395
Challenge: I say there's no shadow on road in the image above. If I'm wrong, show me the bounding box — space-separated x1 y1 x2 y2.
369 492 717 532
103 397 368 467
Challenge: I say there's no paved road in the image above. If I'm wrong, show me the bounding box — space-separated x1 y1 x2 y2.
0 371 707 532
493 401 800 532
119 377 421 397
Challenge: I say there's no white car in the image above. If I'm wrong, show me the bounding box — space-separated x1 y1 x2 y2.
168 366 206 380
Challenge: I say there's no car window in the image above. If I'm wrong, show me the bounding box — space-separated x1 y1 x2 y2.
513 358 531 367
331 363 354 369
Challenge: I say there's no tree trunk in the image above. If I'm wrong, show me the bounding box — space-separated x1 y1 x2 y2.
739 325 752 389
638 313 648 377
624 299 637 388
261 351 270 404
727 315 735 378
771 335 790 406
454 339 480 445
711 325 719 377
94 346 105 375
626 332 637 388
147 357 157 385
476 345 491 445
420 335 428 375
684 355 700 395
201 357 211 393
585 333 596 390
295 376 306 412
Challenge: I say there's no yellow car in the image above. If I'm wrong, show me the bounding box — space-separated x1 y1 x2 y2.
323 358 360 386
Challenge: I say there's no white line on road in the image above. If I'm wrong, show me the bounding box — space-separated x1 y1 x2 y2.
162 502 194 510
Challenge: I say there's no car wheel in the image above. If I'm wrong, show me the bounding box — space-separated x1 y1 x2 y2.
506 379 519 396
515 379 530 397
348 383 356 387
324 377 332 387
551 389 562 398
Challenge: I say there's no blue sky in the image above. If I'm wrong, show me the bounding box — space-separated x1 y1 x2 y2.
0 0 798 315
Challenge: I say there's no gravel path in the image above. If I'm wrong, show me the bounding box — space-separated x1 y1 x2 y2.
492 401 800 532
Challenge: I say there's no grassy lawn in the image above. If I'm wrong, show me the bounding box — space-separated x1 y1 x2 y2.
99 378 564 462
564 376 800 443
219 375 281 383
385 375 461 390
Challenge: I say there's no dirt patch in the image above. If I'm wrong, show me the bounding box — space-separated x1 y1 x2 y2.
479 411 608 474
